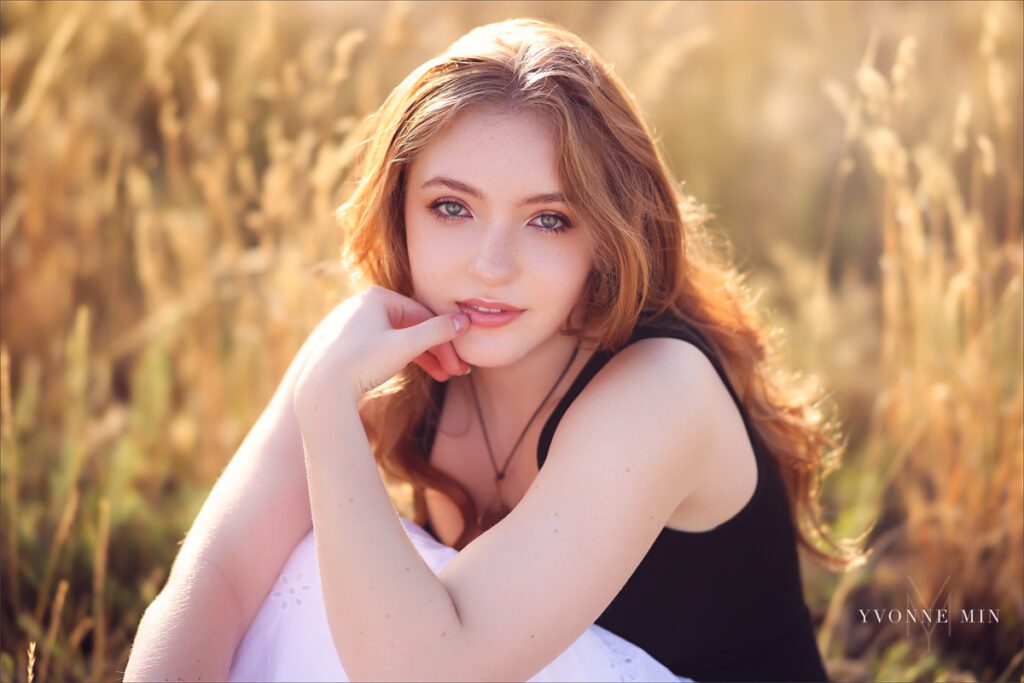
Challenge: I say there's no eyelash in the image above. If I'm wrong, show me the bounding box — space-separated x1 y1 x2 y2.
426 198 573 235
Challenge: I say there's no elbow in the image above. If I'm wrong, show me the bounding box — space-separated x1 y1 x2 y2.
341 648 519 682
344 662 458 683
342 659 416 682
337 634 473 683
122 576 245 683
338 646 424 683
122 593 173 681
329 592 472 681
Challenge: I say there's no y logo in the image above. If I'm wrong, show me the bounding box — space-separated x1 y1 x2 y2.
906 575 952 650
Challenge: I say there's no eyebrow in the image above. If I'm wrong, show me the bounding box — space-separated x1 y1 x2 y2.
421 176 567 206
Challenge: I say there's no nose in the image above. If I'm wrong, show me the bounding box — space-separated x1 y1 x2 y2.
467 222 519 285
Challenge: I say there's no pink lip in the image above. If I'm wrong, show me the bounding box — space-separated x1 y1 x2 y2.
457 301 524 328
459 297 523 312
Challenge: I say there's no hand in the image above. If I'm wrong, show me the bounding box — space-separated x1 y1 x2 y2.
292 286 472 413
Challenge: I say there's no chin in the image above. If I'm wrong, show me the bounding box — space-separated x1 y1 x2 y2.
452 331 536 368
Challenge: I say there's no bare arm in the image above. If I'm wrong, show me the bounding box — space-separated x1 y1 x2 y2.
122 555 249 682
298 337 712 681
123 332 321 682
123 295 466 682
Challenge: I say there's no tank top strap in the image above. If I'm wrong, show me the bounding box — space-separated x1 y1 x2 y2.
537 310 763 470
628 314 750 425
416 312 766 479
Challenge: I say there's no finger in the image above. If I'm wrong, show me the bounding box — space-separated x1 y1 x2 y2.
429 339 467 376
381 295 461 374
382 290 437 331
382 293 471 371
396 310 471 359
413 351 451 382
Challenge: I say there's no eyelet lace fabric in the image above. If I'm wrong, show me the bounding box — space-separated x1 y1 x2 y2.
227 518 695 682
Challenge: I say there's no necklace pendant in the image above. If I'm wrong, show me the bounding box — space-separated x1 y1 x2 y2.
468 339 581 539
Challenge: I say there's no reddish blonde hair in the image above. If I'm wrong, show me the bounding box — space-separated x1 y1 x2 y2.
338 18 865 568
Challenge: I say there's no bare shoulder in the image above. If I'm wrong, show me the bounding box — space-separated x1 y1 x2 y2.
559 335 745 492
577 335 761 532
598 335 723 388
574 335 732 429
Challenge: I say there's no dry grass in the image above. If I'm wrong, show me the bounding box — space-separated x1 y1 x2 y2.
0 2 1021 682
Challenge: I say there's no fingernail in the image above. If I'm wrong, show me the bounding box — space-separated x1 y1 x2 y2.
453 314 470 332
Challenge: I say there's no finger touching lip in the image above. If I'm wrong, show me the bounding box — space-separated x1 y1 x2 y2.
456 302 524 328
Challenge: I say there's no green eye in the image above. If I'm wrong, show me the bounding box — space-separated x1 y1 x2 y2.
531 212 572 234
427 199 470 223
427 198 572 235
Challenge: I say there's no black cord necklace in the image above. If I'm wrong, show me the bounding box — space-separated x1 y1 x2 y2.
467 340 582 531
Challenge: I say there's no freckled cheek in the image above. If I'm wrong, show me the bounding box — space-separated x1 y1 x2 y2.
527 247 591 301
415 227 464 273
413 224 483 278
406 220 459 302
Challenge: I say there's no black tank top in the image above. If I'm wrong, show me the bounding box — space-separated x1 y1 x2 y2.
418 311 830 682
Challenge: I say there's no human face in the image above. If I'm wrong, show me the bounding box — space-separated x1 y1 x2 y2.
404 106 594 368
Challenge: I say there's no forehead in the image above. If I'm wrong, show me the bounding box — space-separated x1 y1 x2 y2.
408 106 562 194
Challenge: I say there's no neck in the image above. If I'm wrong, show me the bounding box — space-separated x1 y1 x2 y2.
454 333 597 433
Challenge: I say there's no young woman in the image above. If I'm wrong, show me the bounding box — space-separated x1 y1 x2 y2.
125 18 864 683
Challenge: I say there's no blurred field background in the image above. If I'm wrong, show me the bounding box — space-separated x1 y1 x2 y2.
0 1 1021 681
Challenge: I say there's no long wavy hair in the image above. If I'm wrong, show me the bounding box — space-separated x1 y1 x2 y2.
337 18 867 569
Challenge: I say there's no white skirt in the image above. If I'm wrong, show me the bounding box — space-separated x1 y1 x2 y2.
227 517 695 682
